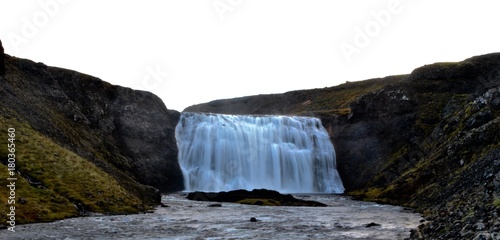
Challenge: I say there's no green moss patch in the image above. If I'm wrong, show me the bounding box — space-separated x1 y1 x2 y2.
237 198 282 206
0 115 143 225
290 76 405 115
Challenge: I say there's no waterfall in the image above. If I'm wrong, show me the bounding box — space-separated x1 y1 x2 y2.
175 112 344 193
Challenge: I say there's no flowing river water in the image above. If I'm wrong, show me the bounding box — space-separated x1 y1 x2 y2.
3 193 423 239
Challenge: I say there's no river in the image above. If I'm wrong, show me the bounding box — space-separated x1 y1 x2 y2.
2 193 422 239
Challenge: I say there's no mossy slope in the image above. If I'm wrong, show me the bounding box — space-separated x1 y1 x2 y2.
0 113 143 224
0 53 183 225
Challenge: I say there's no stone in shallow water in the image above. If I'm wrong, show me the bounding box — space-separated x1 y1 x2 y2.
186 189 327 207
365 222 381 228
208 203 222 207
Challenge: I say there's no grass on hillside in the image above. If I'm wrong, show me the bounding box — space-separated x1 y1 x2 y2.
0 113 143 225
290 76 406 116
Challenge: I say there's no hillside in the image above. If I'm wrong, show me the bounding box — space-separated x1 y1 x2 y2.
0 41 183 225
186 53 500 238
2 36 499 237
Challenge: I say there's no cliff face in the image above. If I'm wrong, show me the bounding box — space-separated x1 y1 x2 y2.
185 53 500 238
0 49 183 223
0 39 4 76
39 67 185 193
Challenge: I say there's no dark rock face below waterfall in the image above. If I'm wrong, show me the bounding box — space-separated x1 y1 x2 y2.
0 53 183 224
187 189 327 207
185 53 500 238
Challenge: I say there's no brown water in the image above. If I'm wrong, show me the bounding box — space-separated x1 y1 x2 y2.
2 194 423 239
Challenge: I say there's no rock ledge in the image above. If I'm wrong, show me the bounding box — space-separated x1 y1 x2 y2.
187 189 327 207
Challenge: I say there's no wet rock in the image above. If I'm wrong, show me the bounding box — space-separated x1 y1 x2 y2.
208 204 222 207
365 222 381 228
250 217 258 222
186 189 327 207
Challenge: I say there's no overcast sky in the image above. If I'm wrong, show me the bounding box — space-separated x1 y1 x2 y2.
1 0 499 111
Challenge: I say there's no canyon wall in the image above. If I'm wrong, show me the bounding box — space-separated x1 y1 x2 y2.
0 47 183 223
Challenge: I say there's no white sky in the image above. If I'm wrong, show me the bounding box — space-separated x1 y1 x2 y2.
1 0 500 111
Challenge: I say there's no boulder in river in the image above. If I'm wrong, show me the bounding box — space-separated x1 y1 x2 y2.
186 189 327 207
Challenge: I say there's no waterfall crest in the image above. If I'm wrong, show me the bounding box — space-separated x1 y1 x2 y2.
175 112 344 193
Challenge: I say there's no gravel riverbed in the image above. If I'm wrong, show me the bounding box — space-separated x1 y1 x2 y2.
2 194 423 239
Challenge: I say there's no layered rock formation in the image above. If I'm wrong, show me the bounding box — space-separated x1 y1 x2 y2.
0 51 183 224
185 53 500 238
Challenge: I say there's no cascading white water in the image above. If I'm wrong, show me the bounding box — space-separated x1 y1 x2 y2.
175 112 344 193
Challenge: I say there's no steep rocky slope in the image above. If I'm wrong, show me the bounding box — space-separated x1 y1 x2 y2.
0 44 183 224
185 53 500 238
0 39 4 76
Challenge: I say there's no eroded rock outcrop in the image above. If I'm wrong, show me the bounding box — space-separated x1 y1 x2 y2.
325 87 417 191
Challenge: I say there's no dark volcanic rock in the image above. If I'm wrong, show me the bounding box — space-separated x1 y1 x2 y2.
53 71 184 192
186 189 327 207
328 87 417 191
365 222 381 228
103 87 183 192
